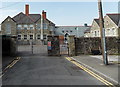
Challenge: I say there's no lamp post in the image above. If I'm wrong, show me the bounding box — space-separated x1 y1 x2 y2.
98 0 108 65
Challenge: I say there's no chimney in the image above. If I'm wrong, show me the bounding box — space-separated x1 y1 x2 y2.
42 10 46 19
25 4 29 16
84 23 88 27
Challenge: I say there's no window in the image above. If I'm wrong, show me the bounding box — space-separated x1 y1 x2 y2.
24 35 27 40
66 30 68 32
36 24 41 29
107 29 110 35
37 34 40 39
112 28 115 35
43 35 46 39
95 31 97 36
24 25 28 30
70 30 72 32
62 30 64 33
98 31 100 36
43 23 48 29
5 23 11 34
17 25 22 30
30 35 33 39
18 35 21 40
29 25 34 30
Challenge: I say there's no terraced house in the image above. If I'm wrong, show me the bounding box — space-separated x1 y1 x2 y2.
1 4 55 45
84 13 120 37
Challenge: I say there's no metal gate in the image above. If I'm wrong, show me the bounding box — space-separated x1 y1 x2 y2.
47 35 68 56
59 36 68 55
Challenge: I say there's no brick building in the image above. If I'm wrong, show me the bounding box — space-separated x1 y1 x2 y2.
1 4 55 45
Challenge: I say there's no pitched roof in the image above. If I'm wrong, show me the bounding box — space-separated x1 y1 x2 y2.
29 14 41 22
12 12 41 24
13 12 25 22
12 12 55 24
2 16 15 24
106 13 120 26
94 19 99 26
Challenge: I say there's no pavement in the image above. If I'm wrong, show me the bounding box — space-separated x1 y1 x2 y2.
2 45 108 86
71 55 120 85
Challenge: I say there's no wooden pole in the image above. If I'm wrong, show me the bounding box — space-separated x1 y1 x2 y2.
98 0 108 65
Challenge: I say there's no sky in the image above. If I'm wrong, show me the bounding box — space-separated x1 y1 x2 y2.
0 1 119 26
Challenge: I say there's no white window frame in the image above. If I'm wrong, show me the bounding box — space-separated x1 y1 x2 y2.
29 34 34 40
37 34 41 40
23 25 28 30
24 35 27 40
29 24 34 30
17 25 22 30
17 34 22 40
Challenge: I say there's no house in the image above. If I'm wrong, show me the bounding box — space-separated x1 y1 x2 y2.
104 13 120 37
1 4 55 45
86 13 120 38
89 18 100 37
84 28 91 37
55 24 90 38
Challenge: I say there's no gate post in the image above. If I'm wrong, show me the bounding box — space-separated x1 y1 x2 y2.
68 35 75 56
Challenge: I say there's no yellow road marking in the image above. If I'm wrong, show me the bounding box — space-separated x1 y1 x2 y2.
65 57 115 87
0 74 4 78
1 57 21 78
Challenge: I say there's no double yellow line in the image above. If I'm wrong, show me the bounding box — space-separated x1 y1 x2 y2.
65 57 116 87
0 57 21 78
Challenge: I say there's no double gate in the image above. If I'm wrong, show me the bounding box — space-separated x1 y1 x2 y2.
47 35 68 56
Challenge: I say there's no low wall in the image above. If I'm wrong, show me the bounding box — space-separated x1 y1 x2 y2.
75 37 120 55
1 35 17 56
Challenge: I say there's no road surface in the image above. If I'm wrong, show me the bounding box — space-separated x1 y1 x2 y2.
2 45 107 86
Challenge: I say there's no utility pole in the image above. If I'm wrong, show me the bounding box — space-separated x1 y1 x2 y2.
41 10 44 44
98 0 108 65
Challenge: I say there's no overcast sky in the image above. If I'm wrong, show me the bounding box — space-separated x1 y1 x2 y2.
0 1 119 26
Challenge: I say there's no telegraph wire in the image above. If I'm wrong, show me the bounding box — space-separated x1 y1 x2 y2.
0 2 21 9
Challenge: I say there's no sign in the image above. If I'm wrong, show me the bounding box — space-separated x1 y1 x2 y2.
48 41 52 50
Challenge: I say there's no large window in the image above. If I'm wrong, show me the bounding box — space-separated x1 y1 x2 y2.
24 35 27 40
23 25 28 30
18 35 21 40
5 23 11 34
17 25 22 30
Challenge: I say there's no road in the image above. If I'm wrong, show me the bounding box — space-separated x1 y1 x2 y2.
2 45 107 86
